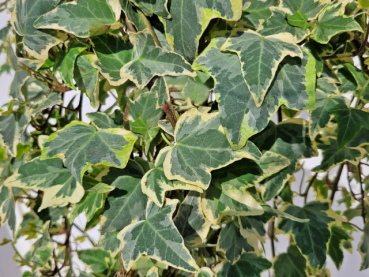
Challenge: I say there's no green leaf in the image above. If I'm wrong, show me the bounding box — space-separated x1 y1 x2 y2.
279 0 329 20
311 3 363 44
0 186 16 234
56 39 88 89
337 67 357 94
161 0 242 63
0 106 31 157
217 220 254 264
358 222 369 270
147 266 159 277
258 8 310 43
309 87 347 139
329 103 369 149
119 0 146 31
328 225 352 269
120 29 195 89
31 92 62 117
78 249 114 273
41 121 137 183
214 253 272 277
101 175 148 232
87 112 124 129
142 147 202 207
118 199 200 272
10 0 67 60
99 231 121 256
154 77 170 108
343 63 369 102
164 109 261 189
313 136 365 172
5 157 84 211
130 0 170 18
273 244 307 277
278 201 334 269
239 0 278 29
34 0 120 38
165 76 211 105
221 30 302 107
193 35 315 150
91 34 135 86
346 128 369 148
173 191 211 249
287 10 310 30
251 119 317 201
74 53 100 108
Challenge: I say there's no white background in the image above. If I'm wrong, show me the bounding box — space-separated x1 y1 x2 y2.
0 8 368 277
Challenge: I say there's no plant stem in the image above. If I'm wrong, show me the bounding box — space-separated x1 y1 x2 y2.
78 93 83 121
330 164 345 202
72 223 97 247
161 131 174 147
358 163 366 224
162 102 177 129
137 9 162 48
304 172 318 204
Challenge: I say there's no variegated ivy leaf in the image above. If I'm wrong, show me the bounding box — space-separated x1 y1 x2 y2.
258 8 310 43
193 34 315 150
132 257 169 275
309 86 347 139
344 63 369 103
118 199 200 273
130 0 170 18
273 244 307 277
279 0 329 20
313 137 366 172
278 201 334 269
221 30 303 107
87 112 124 129
41 121 137 183
251 119 317 201
217 220 254 264
358 222 369 270
119 0 146 31
34 0 121 38
173 191 211 249
91 34 135 86
329 103 369 149
56 39 89 90
6 37 44 102
5 157 84 211
142 147 202 207
147 266 159 277
214 253 272 277
70 177 114 223
101 175 147 232
346 128 369 148
0 186 16 234
198 267 214 277
311 3 363 44
0 106 31 157
10 0 67 60
239 0 278 29
74 53 100 108
120 29 195 89
78 249 116 274
161 0 243 63
336 66 357 94
153 77 170 108
24 222 53 267
31 92 62 117
98 231 121 256
328 225 352 270
164 109 262 189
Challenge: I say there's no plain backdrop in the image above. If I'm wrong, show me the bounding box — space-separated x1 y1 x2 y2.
0 7 368 277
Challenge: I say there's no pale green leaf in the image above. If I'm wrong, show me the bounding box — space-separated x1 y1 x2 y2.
120 29 195 89
78 249 115 273
34 0 120 38
287 10 310 30
221 30 302 107
0 186 16 234
311 3 363 44
278 201 334 269
118 199 200 272
41 121 137 183
146 266 159 277
164 109 261 189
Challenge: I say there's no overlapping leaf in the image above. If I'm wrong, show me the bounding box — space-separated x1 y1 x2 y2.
0 186 16 234
130 0 170 18
328 225 352 269
41 121 137 183
161 0 242 63
273 244 307 277
279 0 329 19
239 0 278 29
164 108 261 189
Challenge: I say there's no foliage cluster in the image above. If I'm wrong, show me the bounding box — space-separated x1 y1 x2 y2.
1 0 369 276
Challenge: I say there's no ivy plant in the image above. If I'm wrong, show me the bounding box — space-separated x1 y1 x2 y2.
1 0 369 276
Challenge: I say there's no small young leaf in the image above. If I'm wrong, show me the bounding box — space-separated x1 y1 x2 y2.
287 10 310 30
